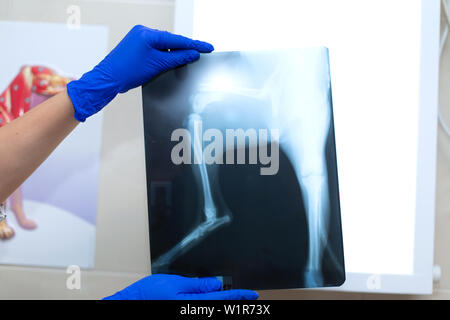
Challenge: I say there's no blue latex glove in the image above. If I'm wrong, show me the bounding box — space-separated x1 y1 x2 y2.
103 274 259 300
67 25 214 122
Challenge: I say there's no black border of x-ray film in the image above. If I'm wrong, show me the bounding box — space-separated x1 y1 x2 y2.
142 50 345 290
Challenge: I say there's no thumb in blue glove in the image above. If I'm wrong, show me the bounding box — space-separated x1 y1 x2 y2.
67 25 214 122
103 274 259 300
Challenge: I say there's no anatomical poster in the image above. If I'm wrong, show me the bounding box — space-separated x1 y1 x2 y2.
142 49 345 289
0 21 108 268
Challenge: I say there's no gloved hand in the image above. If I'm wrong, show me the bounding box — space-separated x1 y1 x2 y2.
103 274 259 300
67 25 214 122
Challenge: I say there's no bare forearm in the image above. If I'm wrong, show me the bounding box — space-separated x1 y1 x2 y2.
0 90 79 202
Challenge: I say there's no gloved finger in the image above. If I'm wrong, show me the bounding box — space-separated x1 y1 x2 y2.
163 49 201 68
177 276 223 294
154 31 214 53
181 289 259 300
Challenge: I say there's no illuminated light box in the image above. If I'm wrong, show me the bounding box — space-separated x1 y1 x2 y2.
174 0 440 294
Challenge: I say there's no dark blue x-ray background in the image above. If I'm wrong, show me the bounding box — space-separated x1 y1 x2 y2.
142 51 345 290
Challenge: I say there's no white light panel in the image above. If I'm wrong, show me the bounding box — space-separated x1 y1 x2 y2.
175 0 440 293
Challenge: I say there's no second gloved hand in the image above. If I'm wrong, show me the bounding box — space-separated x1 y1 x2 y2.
103 274 259 300
67 25 214 122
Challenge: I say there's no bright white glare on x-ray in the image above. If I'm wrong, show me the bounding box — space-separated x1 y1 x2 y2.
191 0 422 276
207 73 235 91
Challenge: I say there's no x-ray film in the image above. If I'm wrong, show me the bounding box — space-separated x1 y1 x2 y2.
142 48 345 290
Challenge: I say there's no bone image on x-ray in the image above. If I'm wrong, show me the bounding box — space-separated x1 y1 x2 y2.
148 48 343 288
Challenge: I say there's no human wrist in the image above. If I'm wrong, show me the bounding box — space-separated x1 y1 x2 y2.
66 67 120 122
